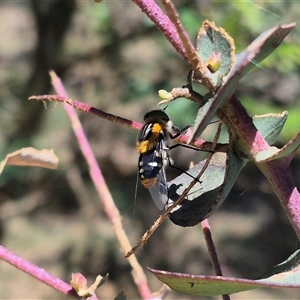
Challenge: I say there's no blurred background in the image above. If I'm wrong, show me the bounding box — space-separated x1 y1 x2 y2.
0 1 300 299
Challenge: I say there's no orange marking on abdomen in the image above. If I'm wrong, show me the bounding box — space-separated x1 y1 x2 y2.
141 177 158 188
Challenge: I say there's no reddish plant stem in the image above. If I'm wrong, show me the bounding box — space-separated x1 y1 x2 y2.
132 0 188 61
260 159 300 239
133 0 216 92
201 220 223 276
160 0 215 91
221 95 270 155
0 246 82 299
161 0 195 57
29 95 229 153
28 95 142 131
201 220 230 300
222 95 300 240
49 71 153 300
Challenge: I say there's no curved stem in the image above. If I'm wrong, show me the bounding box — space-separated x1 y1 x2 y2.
0 246 81 299
49 71 153 300
222 95 300 240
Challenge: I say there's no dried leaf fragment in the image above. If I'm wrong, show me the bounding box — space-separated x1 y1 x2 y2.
0 147 59 174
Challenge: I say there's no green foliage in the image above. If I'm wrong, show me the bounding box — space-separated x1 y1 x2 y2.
242 97 300 142
150 252 300 297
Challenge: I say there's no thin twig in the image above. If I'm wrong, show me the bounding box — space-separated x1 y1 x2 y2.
132 0 216 92
28 95 142 131
201 221 231 300
161 0 215 92
29 94 229 154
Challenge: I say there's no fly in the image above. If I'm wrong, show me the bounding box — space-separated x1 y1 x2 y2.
136 110 190 210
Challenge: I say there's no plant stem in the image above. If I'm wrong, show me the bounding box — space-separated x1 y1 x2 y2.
28 95 142 130
132 0 188 61
29 94 229 153
201 220 231 300
260 158 300 240
0 246 81 298
133 0 215 92
222 95 300 240
49 71 153 300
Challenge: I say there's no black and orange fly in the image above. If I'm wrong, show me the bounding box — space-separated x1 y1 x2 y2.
136 110 188 210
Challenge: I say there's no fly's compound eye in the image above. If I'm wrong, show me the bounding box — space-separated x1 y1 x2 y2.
143 110 170 123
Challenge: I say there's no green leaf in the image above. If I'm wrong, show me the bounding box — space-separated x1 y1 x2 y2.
188 23 295 144
260 250 300 279
196 20 235 87
255 130 300 162
168 150 245 227
149 251 300 297
170 111 288 226
252 112 288 145
223 23 296 84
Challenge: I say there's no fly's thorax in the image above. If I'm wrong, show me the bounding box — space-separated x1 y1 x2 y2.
136 122 166 154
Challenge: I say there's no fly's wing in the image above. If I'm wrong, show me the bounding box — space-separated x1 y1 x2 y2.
148 163 168 210
148 140 169 210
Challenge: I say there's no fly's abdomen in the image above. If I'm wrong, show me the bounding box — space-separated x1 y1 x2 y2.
138 148 169 210
138 149 163 188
